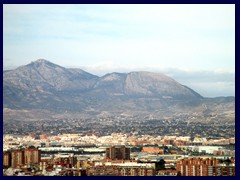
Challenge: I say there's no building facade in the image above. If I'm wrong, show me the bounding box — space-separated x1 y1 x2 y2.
106 146 130 160
3 152 11 168
24 148 41 166
11 150 24 168
87 164 155 176
176 158 235 176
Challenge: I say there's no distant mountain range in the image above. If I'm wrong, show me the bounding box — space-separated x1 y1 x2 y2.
3 59 235 121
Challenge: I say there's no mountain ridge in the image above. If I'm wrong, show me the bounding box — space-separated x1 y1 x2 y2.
3 59 234 120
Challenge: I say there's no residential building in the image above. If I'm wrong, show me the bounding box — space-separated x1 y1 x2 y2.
176 157 235 176
3 152 11 168
106 146 130 160
11 150 24 168
24 148 41 166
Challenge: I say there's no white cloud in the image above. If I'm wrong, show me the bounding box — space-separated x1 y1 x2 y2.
80 64 235 97
3 4 235 97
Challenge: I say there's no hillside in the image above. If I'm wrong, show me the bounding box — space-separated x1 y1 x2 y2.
3 59 234 121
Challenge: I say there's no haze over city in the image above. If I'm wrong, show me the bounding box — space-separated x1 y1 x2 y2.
3 4 235 97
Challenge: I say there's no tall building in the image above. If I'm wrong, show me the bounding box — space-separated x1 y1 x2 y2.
24 148 41 166
11 150 24 168
3 152 11 168
106 146 130 160
176 158 235 176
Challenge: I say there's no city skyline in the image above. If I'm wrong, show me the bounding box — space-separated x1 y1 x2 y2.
3 4 235 97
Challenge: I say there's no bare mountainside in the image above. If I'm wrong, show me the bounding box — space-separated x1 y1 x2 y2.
3 59 234 122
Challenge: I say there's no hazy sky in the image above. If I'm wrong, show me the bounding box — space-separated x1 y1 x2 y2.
3 4 235 97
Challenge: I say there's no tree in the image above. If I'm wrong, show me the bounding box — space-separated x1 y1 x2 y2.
28 145 36 149
155 159 166 170
224 158 231 166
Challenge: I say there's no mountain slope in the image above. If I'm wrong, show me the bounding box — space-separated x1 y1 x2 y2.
3 59 99 110
124 71 203 99
91 71 203 100
3 59 234 119
4 59 99 92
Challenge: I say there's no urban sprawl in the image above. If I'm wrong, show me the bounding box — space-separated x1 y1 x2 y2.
3 133 235 176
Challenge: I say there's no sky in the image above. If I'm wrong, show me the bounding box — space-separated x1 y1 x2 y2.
3 4 235 97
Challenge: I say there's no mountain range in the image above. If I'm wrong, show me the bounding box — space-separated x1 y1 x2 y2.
3 59 235 121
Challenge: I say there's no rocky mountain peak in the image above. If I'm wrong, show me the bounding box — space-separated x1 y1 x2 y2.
33 58 50 64
3 59 213 112
3 60 235 125
28 59 60 69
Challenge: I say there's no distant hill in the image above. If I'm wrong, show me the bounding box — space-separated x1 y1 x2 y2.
3 59 235 120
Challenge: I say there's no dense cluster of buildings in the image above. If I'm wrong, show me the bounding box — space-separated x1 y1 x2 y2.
3 133 235 151
3 146 155 176
87 161 155 176
3 133 235 176
4 148 40 168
